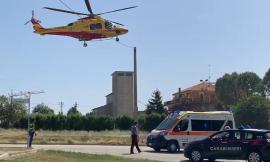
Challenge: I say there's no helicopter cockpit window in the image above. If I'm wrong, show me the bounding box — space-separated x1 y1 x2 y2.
105 21 113 30
90 23 102 30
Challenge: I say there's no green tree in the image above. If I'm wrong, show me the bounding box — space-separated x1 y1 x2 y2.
141 113 165 131
263 68 270 96
216 72 263 109
67 102 81 116
215 73 239 108
237 72 263 97
234 95 270 129
115 115 133 130
0 95 27 128
32 103 54 115
145 90 166 115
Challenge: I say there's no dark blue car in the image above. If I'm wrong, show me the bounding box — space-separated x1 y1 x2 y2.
184 129 270 162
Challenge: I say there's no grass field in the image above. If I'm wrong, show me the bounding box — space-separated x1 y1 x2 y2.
0 150 159 162
0 129 149 145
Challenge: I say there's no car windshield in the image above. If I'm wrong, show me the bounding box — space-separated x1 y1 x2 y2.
211 131 230 139
155 117 177 130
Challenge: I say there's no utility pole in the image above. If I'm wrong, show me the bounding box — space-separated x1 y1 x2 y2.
133 47 138 121
59 101 64 115
116 42 139 121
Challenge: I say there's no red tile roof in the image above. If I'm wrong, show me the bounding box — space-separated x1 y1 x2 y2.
173 82 215 95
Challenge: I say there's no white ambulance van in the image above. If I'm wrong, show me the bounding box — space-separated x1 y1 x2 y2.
146 111 235 152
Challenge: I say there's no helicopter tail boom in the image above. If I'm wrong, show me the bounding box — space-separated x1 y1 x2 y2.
31 19 45 33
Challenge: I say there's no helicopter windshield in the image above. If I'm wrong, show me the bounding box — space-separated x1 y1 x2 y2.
105 21 113 30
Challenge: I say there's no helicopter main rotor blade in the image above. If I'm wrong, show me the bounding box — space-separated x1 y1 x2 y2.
44 7 89 16
85 0 94 15
96 6 138 16
107 20 124 26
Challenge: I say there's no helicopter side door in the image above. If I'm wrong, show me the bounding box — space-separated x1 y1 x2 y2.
89 22 103 32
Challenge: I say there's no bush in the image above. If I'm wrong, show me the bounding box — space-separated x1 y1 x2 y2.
115 116 134 130
11 113 167 132
143 113 164 131
138 114 146 130
234 95 270 129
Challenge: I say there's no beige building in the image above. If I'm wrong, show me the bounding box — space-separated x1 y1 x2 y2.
165 82 217 112
92 71 135 117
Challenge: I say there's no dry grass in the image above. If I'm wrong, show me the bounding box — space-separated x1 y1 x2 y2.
0 148 27 152
0 129 149 145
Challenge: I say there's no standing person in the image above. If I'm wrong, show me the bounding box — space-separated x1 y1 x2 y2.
28 124 36 148
130 121 141 154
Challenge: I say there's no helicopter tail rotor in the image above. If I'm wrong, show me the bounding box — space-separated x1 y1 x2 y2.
24 10 41 25
25 10 44 32
24 10 34 25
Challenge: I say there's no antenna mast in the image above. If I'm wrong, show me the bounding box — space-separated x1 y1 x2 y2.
208 64 211 83
9 90 45 148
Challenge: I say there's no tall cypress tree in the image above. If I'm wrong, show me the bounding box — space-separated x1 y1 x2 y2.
67 102 81 116
263 68 270 97
146 90 166 115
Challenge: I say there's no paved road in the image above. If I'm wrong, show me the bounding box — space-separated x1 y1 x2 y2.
0 144 244 162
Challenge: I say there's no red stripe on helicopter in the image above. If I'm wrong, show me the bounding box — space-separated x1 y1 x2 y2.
44 31 106 41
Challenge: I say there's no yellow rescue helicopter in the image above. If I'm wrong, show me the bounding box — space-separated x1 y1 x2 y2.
25 0 137 47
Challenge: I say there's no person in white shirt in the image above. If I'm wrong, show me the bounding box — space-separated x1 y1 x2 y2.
130 121 141 154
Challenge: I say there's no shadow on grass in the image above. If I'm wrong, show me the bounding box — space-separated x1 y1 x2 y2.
143 150 183 155
122 153 132 155
121 152 144 155
180 160 232 162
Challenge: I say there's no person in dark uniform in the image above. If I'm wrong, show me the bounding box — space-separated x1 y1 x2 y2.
28 124 36 148
130 121 141 154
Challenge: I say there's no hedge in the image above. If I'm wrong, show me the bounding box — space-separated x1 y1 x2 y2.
12 113 166 131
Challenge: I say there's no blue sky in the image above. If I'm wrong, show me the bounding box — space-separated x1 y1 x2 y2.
1 0 270 114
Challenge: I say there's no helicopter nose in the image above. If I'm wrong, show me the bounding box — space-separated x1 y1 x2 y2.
121 28 128 34
116 28 128 35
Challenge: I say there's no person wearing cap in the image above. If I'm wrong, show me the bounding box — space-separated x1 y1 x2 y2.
130 121 141 154
28 124 36 148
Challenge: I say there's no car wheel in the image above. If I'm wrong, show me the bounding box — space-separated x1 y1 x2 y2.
208 158 216 162
190 149 203 162
247 151 262 162
167 141 178 153
154 147 160 152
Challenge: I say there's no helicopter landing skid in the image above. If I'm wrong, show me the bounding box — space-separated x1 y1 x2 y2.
83 41 88 47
